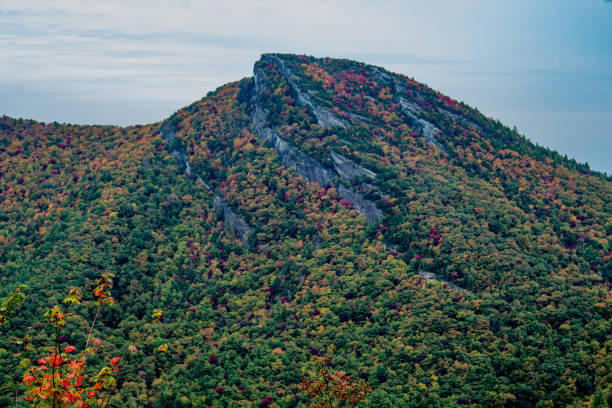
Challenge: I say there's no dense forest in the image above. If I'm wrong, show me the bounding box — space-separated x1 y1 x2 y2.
0 54 610 407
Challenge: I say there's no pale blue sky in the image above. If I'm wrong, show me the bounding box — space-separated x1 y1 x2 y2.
1 0 610 173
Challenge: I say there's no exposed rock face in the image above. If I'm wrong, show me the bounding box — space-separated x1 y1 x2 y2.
251 106 335 187
161 121 249 243
161 122 211 190
419 272 466 293
398 97 421 117
213 194 251 244
398 97 446 152
250 107 381 222
251 59 382 223
372 67 393 86
369 72 446 152
161 122 190 174
160 121 176 143
171 150 191 175
417 118 445 152
262 54 348 129
311 106 349 128
337 184 382 223
330 152 376 182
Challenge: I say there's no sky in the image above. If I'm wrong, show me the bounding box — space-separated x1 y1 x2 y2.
1 0 611 174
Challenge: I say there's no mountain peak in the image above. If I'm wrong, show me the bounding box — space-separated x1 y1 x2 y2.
1 53 610 407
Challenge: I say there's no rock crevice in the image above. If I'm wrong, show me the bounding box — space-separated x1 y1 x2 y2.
262 54 348 129
251 60 382 223
161 122 250 243
213 194 251 244
251 106 336 187
161 122 211 190
330 152 376 182
397 97 446 152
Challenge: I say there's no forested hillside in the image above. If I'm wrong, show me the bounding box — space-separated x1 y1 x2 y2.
1 54 610 407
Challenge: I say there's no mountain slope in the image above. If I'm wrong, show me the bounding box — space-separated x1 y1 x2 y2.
0 54 610 407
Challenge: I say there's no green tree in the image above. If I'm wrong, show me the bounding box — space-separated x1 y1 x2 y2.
591 390 610 408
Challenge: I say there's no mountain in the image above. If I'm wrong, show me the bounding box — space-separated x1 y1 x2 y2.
0 53 610 407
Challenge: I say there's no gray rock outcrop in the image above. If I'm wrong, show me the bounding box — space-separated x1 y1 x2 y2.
419 272 466 293
161 122 211 190
213 194 251 244
330 152 376 182
250 105 381 222
251 58 382 223
398 97 421 117
397 97 446 152
417 118 445 152
262 54 348 129
372 67 393 86
251 106 335 187
161 121 250 243
337 184 382 223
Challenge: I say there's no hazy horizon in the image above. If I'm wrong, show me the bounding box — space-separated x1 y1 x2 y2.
1 0 610 173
